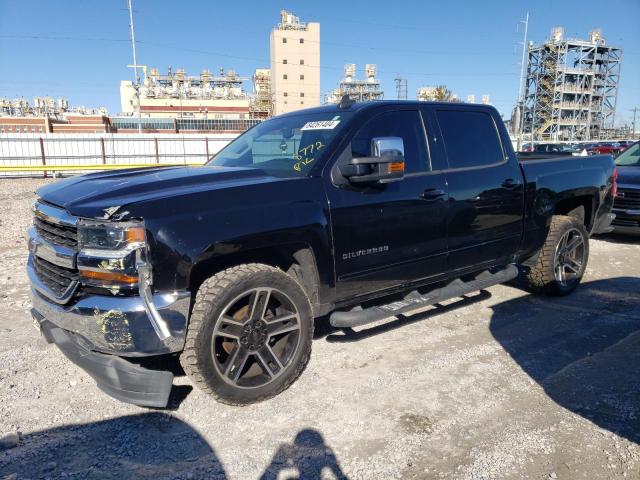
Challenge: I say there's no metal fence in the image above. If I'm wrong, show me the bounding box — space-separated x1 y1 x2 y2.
110 117 262 132
0 133 237 176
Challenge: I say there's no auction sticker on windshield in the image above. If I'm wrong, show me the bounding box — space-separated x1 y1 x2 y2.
301 120 340 130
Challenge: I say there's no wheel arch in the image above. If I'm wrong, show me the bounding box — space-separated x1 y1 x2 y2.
188 243 323 316
554 195 595 231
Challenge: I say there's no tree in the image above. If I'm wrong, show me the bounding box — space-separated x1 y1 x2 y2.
416 85 460 102
433 85 459 102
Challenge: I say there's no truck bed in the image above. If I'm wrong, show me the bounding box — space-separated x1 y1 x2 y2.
516 153 616 255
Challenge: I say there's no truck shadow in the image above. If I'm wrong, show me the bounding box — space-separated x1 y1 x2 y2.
0 413 348 480
489 276 640 444
594 233 640 245
319 276 639 444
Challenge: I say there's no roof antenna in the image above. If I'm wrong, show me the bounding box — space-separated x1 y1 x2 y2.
338 94 355 109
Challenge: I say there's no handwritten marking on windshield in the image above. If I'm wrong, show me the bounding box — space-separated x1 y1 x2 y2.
293 141 325 171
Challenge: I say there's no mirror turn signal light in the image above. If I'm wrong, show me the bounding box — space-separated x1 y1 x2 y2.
387 161 405 174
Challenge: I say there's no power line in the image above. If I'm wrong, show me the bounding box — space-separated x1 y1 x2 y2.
294 11 512 36
0 34 129 42
136 40 519 77
2 30 638 56
0 32 517 56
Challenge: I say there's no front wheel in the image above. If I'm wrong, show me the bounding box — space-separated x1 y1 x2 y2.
525 215 589 296
180 264 313 405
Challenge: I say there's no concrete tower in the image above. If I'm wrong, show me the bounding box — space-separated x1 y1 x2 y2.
270 10 320 115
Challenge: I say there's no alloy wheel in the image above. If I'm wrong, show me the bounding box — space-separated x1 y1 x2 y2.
211 288 302 389
553 227 586 287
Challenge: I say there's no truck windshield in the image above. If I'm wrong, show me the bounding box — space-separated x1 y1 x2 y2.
615 143 640 167
207 112 353 177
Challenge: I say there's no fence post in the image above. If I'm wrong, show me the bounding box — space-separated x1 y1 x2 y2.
205 137 209 162
154 138 160 163
39 137 47 178
100 137 106 164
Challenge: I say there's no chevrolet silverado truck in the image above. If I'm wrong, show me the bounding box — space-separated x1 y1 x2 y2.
28 100 617 407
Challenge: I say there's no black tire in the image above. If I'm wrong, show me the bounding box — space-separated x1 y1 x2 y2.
180 263 313 405
525 215 589 296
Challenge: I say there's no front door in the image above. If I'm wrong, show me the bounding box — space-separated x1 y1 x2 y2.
325 108 449 301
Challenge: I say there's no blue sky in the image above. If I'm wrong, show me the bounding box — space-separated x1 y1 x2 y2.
1 0 638 124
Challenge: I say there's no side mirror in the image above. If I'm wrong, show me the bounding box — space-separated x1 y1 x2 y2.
340 137 406 184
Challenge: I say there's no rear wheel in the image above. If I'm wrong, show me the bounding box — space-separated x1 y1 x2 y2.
525 215 589 296
180 263 313 405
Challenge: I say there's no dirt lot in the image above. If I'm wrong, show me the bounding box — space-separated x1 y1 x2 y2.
0 178 638 480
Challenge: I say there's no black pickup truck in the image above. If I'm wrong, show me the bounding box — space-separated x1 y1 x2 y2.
28 101 616 407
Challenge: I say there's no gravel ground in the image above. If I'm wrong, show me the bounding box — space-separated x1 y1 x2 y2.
0 178 638 480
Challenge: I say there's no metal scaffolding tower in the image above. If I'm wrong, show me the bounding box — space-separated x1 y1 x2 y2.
395 76 408 100
251 69 273 119
523 28 622 142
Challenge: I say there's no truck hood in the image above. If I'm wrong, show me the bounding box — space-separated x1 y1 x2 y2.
36 166 281 218
617 166 640 188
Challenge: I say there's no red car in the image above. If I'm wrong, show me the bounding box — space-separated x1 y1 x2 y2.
587 143 624 155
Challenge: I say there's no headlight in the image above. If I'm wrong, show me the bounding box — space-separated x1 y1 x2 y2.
78 220 145 252
77 220 147 289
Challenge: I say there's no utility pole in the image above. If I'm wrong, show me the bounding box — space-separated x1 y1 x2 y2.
127 0 142 133
631 107 639 138
516 12 529 151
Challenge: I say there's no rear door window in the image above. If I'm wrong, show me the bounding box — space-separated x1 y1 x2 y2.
436 109 505 169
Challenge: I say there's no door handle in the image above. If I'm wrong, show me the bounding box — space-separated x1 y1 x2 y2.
501 179 520 189
421 188 445 200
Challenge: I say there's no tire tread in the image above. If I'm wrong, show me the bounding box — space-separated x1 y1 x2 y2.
525 215 588 295
180 263 313 405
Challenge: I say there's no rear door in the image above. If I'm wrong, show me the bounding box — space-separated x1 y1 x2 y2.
432 106 525 271
325 107 449 301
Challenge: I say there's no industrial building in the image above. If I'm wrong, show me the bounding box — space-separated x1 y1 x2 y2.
326 64 384 104
119 67 252 120
0 97 111 133
521 28 622 141
2 9 323 134
116 9 320 123
1 97 107 118
270 10 321 115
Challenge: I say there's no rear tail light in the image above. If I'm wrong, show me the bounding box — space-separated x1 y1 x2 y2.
612 168 618 198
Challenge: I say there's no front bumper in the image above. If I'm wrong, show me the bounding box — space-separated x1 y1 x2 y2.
611 207 640 235
29 284 191 356
613 206 640 234
34 314 174 408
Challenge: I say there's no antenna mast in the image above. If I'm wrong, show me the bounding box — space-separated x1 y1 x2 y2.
127 0 142 133
516 12 529 149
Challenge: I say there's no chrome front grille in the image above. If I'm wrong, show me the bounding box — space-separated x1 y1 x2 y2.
29 202 80 303
614 188 640 210
33 256 80 297
34 216 78 248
